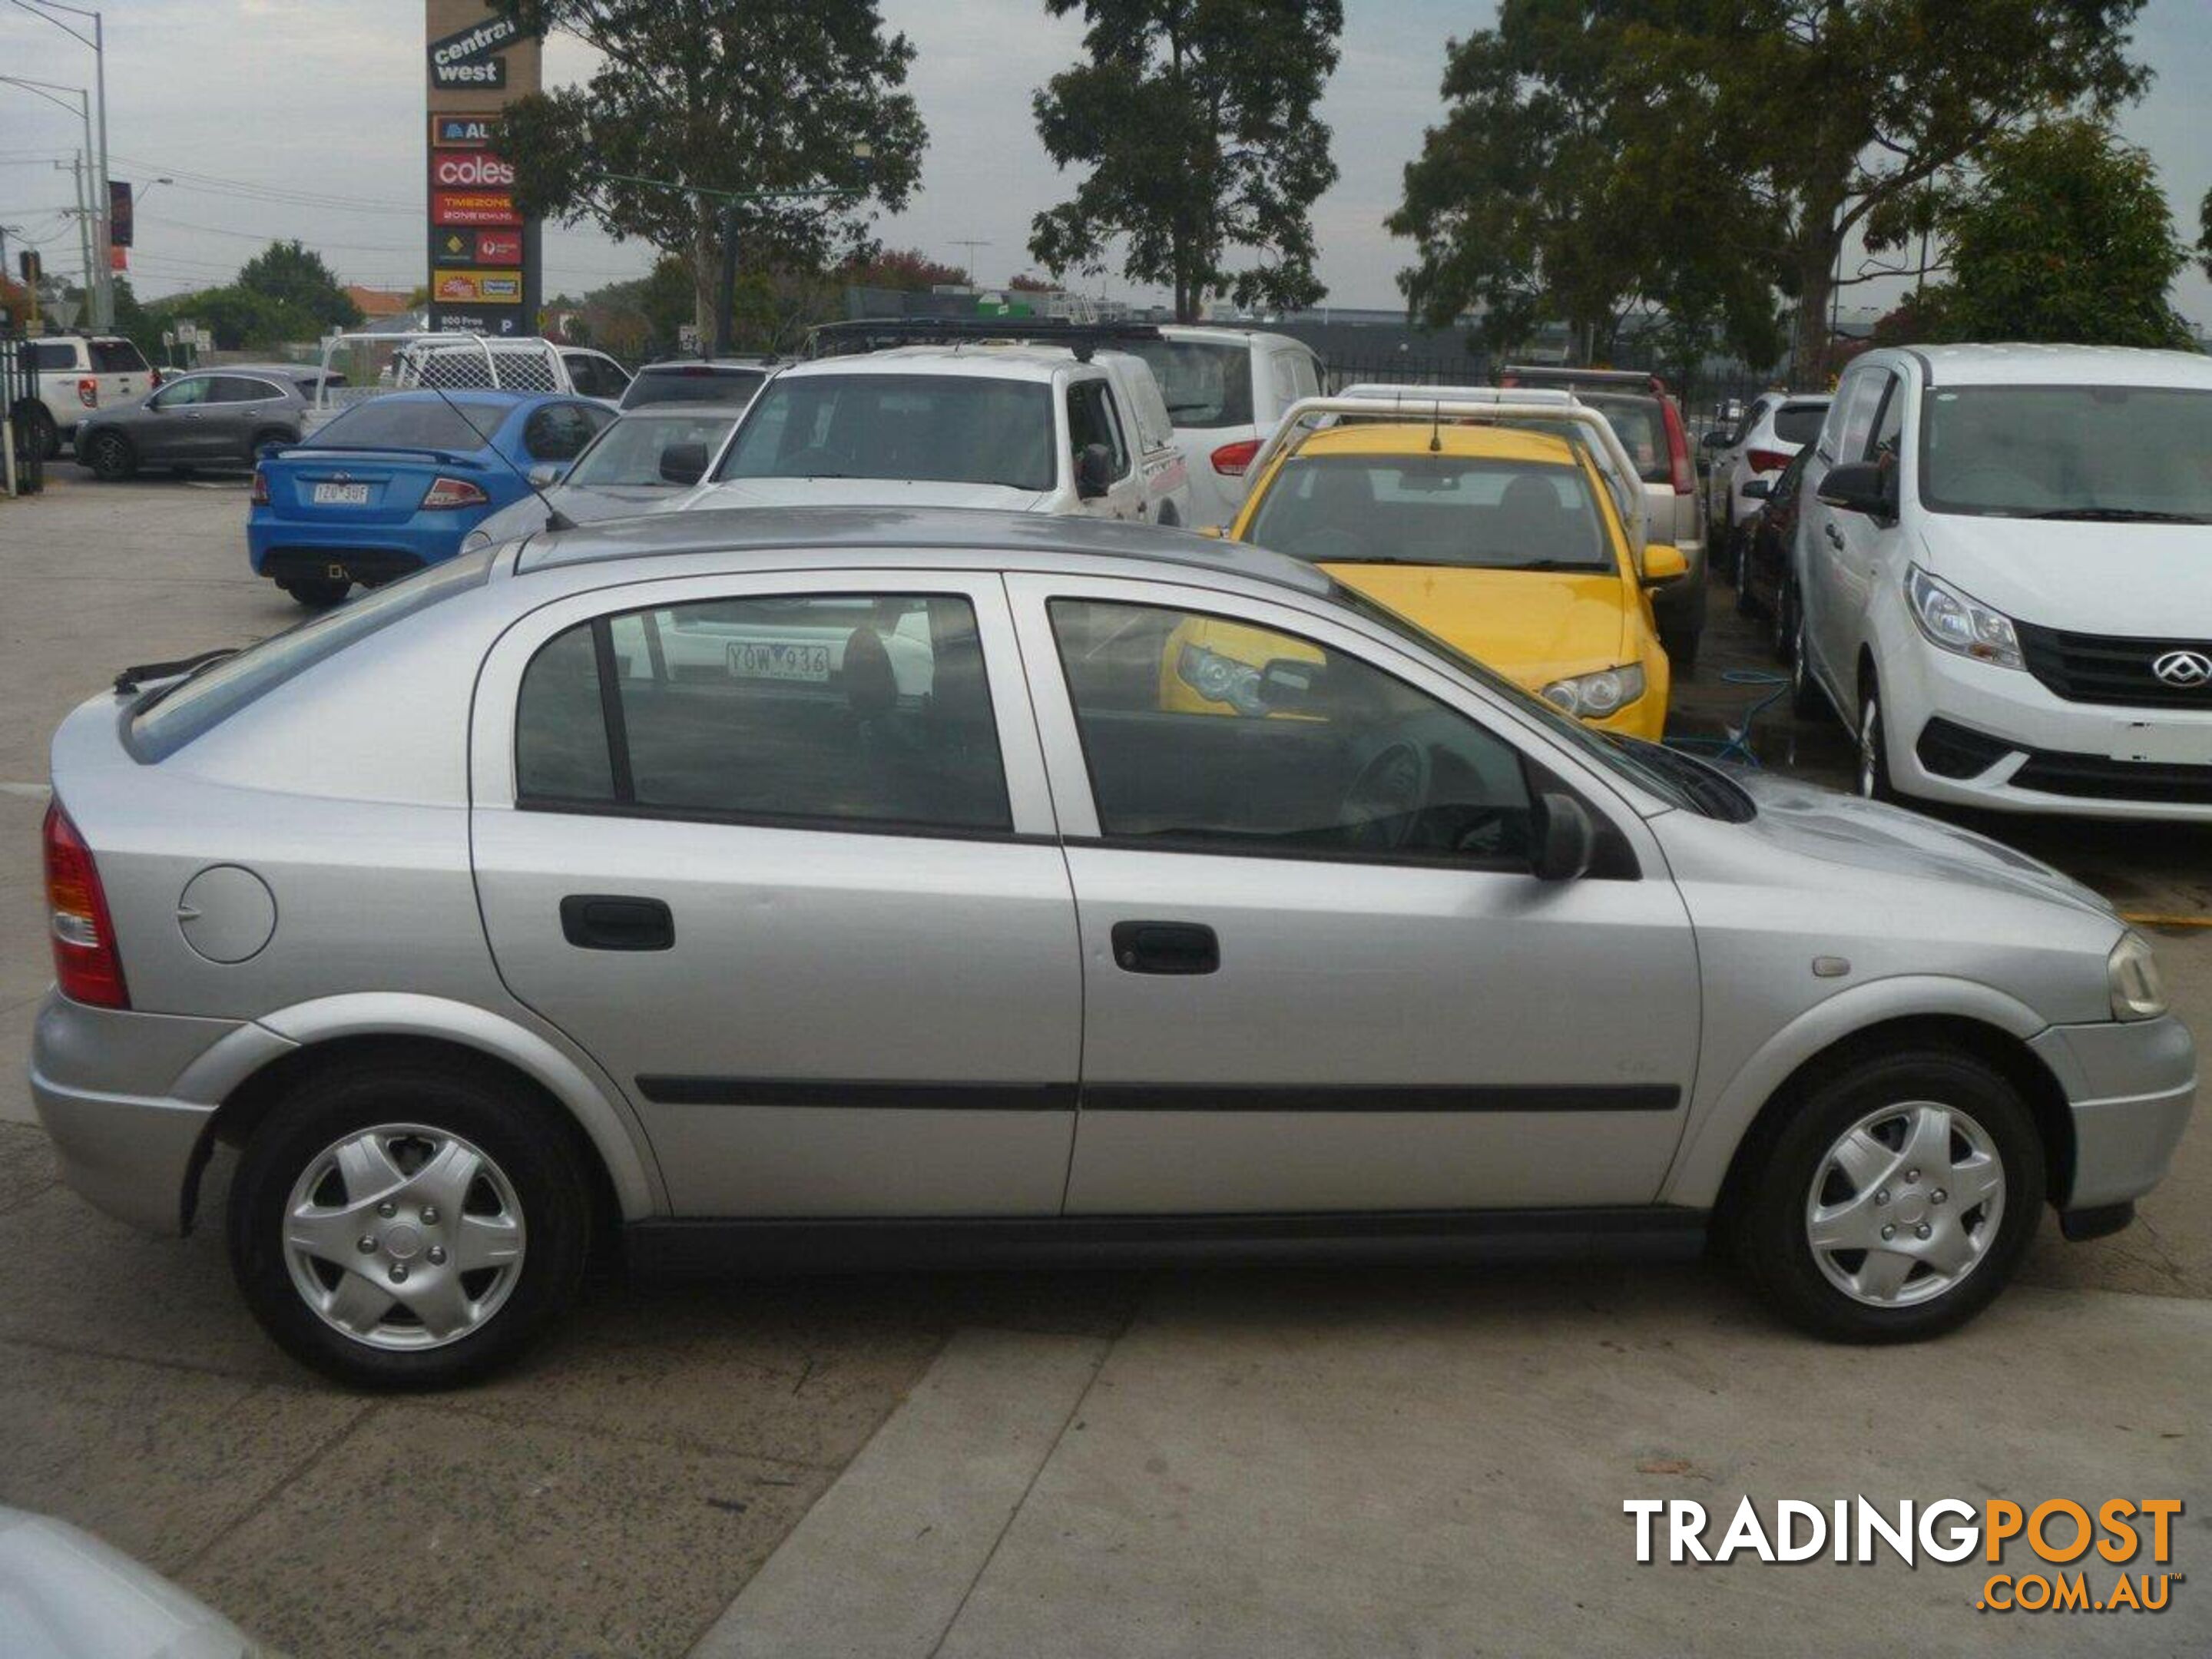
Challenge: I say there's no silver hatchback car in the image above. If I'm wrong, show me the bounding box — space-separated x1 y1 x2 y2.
32 510 2194 1386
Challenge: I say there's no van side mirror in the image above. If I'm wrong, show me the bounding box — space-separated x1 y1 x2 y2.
1075 442 1114 500
657 441 709 485
1531 793 1595 882
1700 429 1730 450
1743 477 1771 501
1817 459 1895 521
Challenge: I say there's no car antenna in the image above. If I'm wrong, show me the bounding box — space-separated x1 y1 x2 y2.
422 375 577 531
1429 399 1442 453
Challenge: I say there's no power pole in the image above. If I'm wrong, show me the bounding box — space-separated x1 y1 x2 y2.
952 239 991 287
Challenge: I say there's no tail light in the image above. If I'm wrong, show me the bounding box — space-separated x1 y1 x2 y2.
422 475 488 510
249 467 269 506
1659 396 1694 494
44 804 128 1009
149 367 164 389
1210 439 1263 477
76 376 98 409
1746 448 1791 475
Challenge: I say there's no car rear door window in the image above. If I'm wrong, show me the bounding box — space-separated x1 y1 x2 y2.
151 377 212 409
516 593 1011 833
1047 598 1535 865
90 340 149 373
28 343 74 373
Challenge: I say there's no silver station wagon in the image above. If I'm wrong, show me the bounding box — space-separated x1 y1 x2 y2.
32 510 2194 1386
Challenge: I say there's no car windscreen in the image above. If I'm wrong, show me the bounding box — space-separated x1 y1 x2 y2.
625 366 767 408
1124 340 1253 427
129 551 495 762
1578 393 1667 483
715 373 1055 491
304 398 508 452
1245 454 1614 573
1920 384 2212 521
568 412 741 487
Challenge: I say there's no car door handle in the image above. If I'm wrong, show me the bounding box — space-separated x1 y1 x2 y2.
1110 920 1219 975
560 895 674 952
1824 522 1844 549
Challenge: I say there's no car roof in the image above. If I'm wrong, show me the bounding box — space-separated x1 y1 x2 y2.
1155 325 1307 351
1295 422 1582 466
773 346 1084 384
512 504 1335 594
1895 343 2212 389
637 357 778 370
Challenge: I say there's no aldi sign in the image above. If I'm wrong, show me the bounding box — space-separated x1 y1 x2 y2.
424 2 541 335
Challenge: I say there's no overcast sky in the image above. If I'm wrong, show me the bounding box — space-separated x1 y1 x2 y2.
3 0 2206 325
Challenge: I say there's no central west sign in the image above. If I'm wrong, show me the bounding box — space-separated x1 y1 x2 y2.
423 2 541 336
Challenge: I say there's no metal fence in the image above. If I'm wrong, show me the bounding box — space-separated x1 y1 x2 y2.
2 333 45 495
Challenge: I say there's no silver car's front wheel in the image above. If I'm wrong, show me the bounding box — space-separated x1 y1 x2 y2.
1727 1046 2041 1343
1804 1102 2005 1307
283 1124 527 1350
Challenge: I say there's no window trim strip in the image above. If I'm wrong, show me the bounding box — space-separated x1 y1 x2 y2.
588 615 636 803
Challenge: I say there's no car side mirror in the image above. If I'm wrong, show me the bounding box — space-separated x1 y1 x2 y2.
1816 459 1896 522
1743 477 1771 501
657 441 709 485
1531 793 1595 882
255 439 286 461
1075 442 1114 500
1255 656 1325 713
1640 542 1689 585
528 462 570 487
1700 429 1730 450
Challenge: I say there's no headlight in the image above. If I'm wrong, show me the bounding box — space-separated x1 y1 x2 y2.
1176 643 1267 716
1540 662 1646 719
2108 932 2168 1022
1906 565 2022 669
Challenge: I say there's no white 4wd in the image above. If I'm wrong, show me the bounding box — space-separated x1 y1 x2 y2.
21 334 156 458
1795 343 2212 820
682 343 1195 525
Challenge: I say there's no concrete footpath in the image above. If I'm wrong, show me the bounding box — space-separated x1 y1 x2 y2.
697 1275 2212 1658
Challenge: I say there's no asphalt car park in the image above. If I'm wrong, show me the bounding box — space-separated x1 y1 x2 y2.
0 472 2206 1656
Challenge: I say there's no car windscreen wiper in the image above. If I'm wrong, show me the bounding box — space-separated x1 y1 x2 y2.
2027 507 2212 524
114 647 239 694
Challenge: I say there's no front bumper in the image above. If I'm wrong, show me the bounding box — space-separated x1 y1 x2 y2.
28 992 291 1235
1881 637 2212 821
2029 1014 2197 1211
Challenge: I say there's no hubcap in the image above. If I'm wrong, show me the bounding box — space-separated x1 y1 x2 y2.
283 1124 525 1350
1805 1101 2005 1307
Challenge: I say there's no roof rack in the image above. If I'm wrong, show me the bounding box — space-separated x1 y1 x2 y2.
1252 389 1648 554
808 316 1166 363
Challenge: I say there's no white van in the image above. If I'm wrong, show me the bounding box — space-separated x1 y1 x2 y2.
1793 343 2212 820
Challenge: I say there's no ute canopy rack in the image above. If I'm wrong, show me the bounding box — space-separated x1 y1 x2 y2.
808 316 1166 363
1257 385 1650 555
305 332 571 431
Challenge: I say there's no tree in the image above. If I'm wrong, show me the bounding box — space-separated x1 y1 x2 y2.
1028 0 1344 320
1906 118 2191 348
839 247 969 291
491 0 926 336
1393 1 2151 383
1388 4 1781 366
1006 272 1056 293
237 240 363 332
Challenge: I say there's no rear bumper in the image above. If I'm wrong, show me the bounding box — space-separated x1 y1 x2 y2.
256 546 428 587
2029 1015 2197 1211
28 992 292 1236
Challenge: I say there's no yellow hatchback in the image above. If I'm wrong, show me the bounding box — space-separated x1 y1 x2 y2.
1197 422 1682 738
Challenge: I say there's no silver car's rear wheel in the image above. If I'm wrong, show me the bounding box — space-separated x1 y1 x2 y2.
283 1124 527 1350
1804 1101 2005 1308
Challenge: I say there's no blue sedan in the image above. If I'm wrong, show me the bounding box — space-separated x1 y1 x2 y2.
249 391 612 605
